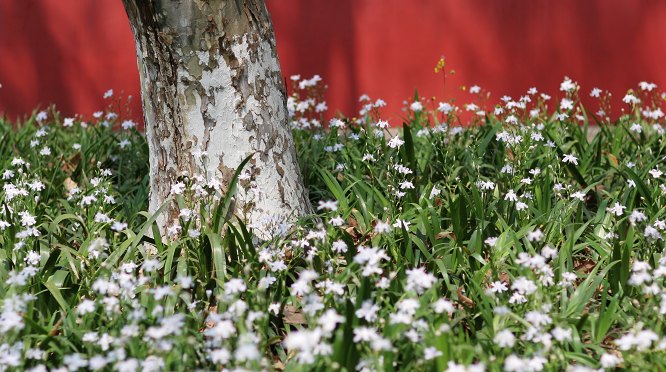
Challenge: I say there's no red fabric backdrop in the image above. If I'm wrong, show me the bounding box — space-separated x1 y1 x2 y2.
2 0 666 122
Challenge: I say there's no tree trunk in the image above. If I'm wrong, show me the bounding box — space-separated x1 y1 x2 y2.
122 0 311 238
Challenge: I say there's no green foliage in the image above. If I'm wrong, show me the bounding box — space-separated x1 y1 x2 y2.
2 80 666 370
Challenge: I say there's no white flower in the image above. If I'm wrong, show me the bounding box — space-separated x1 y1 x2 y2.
570 191 586 201
111 221 128 232
204 319 236 340
527 229 544 242
389 298 419 325
504 189 518 202
394 163 413 175
24 251 41 266
354 301 380 324
494 329 516 348
63 354 88 371
393 219 411 229
354 246 389 276
374 221 391 234
372 120 389 130
649 168 663 178
388 136 405 149
446 361 486 372
645 225 663 241
330 215 345 226
559 272 577 288
19 211 37 227
80 195 97 206
560 98 574 110
511 277 537 295
484 237 498 247
590 87 602 97
317 200 338 211
551 327 572 342
623 93 640 105
142 356 165 372
562 153 578 165
504 354 546 372
0 220 10 230
614 333 636 351
353 327 381 345
283 328 323 364
560 77 576 92
432 298 455 314
490 281 508 293
94 212 113 223
525 310 552 327
170 182 186 195
600 353 622 368
207 348 231 364
505 115 519 125
88 355 108 370
629 210 647 224
316 102 328 112
332 240 347 253
116 359 139 372
399 181 415 190
438 102 453 113
410 101 423 112
479 180 495 190
224 278 246 295
424 347 442 360
329 118 345 129
36 111 48 122
607 202 626 216
77 299 96 315
318 309 344 333
269 303 280 315
362 153 376 162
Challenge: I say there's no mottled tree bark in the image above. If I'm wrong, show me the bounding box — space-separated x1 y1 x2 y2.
122 0 311 237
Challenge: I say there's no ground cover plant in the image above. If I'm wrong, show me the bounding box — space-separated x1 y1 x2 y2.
2 76 666 371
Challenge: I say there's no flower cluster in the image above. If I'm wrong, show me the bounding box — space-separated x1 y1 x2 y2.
3 76 666 370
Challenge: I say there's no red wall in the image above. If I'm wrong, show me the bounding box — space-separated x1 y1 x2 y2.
2 1 666 123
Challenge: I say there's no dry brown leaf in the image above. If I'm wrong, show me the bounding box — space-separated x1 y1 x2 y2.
347 216 358 229
499 272 511 285
575 259 597 274
61 152 81 174
435 231 456 241
272 360 285 371
64 177 78 192
283 305 306 325
457 286 475 308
